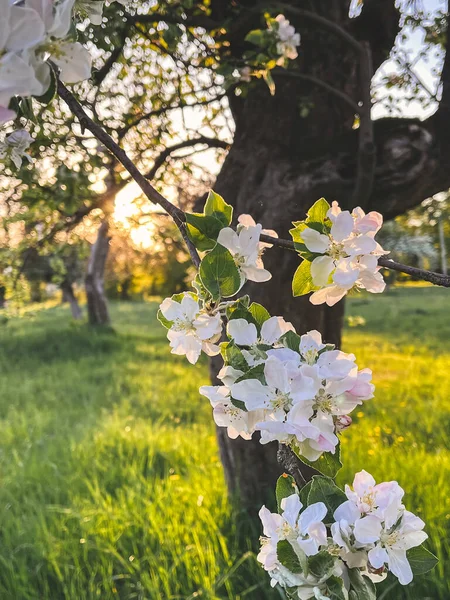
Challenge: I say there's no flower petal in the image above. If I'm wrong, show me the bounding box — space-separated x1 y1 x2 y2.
311 255 335 286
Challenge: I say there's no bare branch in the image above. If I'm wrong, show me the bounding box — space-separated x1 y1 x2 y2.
274 70 360 114
57 79 201 268
144 136 229 181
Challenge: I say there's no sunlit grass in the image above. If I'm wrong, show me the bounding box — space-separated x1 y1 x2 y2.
0 287 448 599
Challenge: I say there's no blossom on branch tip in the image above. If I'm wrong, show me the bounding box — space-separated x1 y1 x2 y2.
270 15 301 63
293 200 389 306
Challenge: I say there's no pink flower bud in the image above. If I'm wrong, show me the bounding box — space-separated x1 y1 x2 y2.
336 415 352 431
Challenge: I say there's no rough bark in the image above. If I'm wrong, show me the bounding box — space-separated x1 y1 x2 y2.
209 0 450 503
85 221 111 326
61 281 83 320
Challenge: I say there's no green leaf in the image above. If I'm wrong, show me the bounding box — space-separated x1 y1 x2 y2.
307 198 331 224
199 244 241 300
306 476 347 523
277 540 307 575
249 302 271 328
299 480 312 506
292 260 319 297
204 190 233 227
275 474 297 512
220 341 248 372
35 64 57 105
347 569 376 600
230 396 247 411
19 97 37 123
157 309 172 329
326 575 348 600
279 330 301 352
245 29 265 46
307 551 335 579
235 363 265 384
186 212 224 251
407 545 439 575
291 443 343 479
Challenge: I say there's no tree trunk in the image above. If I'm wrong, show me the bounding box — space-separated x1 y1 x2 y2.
203 0 450 505
29 280 42 303
85 221 111 326
61 281 83 320
438 217 448 276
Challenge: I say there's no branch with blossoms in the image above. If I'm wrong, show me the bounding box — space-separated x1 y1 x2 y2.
0 2 441 598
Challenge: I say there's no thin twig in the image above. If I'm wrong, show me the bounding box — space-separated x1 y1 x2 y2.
260 233 450 287
274 71 360 113
57 80 201 268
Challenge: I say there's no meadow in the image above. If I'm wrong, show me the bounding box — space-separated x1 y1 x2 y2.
0 286 448 599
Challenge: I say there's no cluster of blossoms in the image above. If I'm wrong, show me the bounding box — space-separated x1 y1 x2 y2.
269 14 301 62
0 0 125 126
0 129 33 168
258 471 428 598
201 327 373 459
298 201 388 306
158 193 436 592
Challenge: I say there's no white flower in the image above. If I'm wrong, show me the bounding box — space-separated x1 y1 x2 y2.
271 14 301 61
0 129 34 168
299 330 326 365
227 316 294 365
344 470 404 524
258 496 333 593
300 201 388 306
0 0 47 116
367 510 428 585
331 471 428 586
217 214 275 284
31 0 93 85
296 502 328 556
199 366 265 440
159 293 222 364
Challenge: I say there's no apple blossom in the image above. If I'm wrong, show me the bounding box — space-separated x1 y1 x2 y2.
159 293 222 364
217 214 276 285
295 201 388 306
0 129 34 168
199 366 266 439
227 315 295 365
330 471 428 586
270 15 301 62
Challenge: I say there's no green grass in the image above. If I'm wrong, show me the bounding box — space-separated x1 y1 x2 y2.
0 287 448 599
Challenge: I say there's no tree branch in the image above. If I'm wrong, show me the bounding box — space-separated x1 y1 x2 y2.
57 79 201 268
352 41 375 209
144 136 230 181
56 80 448 288
117 92 226 139
259 233 450 287
274 71 360 114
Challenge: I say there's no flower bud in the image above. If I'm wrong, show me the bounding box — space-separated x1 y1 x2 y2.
336 415 352 431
